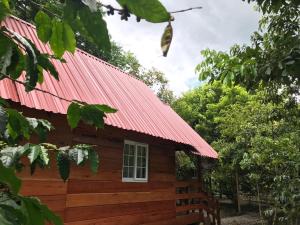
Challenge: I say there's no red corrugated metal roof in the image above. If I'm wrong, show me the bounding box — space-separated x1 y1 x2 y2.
0 16 218 158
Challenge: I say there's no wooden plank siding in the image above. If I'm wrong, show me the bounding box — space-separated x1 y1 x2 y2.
16 105 179 225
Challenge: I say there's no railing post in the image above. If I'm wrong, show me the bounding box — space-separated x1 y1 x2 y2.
216 200 221 225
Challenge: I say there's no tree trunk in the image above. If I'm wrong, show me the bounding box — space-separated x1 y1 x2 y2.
235 169 241 214
256 183 263 225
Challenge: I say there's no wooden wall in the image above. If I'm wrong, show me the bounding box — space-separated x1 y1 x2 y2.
16 105 181 225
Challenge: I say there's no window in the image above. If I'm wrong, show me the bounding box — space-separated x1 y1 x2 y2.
122 140 148 182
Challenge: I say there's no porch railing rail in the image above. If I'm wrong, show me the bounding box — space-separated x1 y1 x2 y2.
175 180 220 225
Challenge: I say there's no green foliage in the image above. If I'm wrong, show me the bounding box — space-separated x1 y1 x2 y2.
56 150 70 182
214 91 300 223
174 79 300 223
175 151 197 180
0 184 63 225
197 3 300 93
56 145 99 181
0 102 102 223
67 101 117 129
77 6 110 54
173 81 249 143
245 0 300 14
0 161 21 194
34 11 52 43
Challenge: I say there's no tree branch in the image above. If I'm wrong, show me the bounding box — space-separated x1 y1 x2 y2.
1 74 73 103
170 6 203 14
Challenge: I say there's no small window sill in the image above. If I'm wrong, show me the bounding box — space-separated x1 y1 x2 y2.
122 178 148 183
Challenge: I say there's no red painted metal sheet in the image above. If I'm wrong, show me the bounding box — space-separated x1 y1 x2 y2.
0 16 218 158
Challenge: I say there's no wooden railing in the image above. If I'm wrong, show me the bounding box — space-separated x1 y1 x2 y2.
175 180 220 225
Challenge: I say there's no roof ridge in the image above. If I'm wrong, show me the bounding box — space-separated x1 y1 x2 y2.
7 15 145 84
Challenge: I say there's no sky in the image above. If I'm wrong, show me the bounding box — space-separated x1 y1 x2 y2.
102 0 261 96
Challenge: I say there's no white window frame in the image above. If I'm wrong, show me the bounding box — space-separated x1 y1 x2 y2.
122 140 149 182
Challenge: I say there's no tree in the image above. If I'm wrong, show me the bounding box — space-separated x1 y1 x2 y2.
173 82 251 212
196 2 300 93
173 81 249 144
215 90 300 224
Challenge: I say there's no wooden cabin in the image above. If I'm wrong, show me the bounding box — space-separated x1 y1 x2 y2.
0 16 219 225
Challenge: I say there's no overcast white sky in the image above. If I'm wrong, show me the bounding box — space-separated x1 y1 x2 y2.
102 0 260 96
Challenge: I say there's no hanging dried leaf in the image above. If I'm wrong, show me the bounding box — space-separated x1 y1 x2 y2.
161 22 173 57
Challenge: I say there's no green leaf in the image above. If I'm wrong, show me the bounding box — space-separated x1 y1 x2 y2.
6 109 30 139
0 205 25 225
63 22 76 53
0 161 21 194
6 47 25 80
0 146 23 167
78 6 111 54
20 197 44 225
117 0 170 23
26 117 39 129
50 19 64 58
0 45 13 75
28 118 53 142
0 97 9 107
94 104 117 113
68 148 88 165
81 105 105 128
161 22 173 57
0 105 7 134
39 204 63 225
88 149 99 173
56 151 70 181
35 11 52 43
39 146 49 166
24 55 38 91
0 33 11 56
8 33 38 91
0 0 10 21
67 102 81 129
37 54 59 80
28 145 41 163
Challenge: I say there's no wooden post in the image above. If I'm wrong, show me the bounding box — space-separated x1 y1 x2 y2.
217 200 221 225
235 169 241 214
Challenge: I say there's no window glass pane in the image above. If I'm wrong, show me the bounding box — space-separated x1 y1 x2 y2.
129 155 134 165
123 167 128 178
142 157 146 167
128 166 134 178
136 167 142 178
124 144 129 155
136 156 141 167
123 155 128 166
141 147 146 157
142 168 146 178
129 145 135 155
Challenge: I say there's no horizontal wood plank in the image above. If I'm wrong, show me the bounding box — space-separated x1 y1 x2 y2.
37 195 66 211
66 190 175 207
64 210 175 225
20 180 67 196
176 192 206 200
65 200 175 222
175 214 203 225
68 180 173 193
